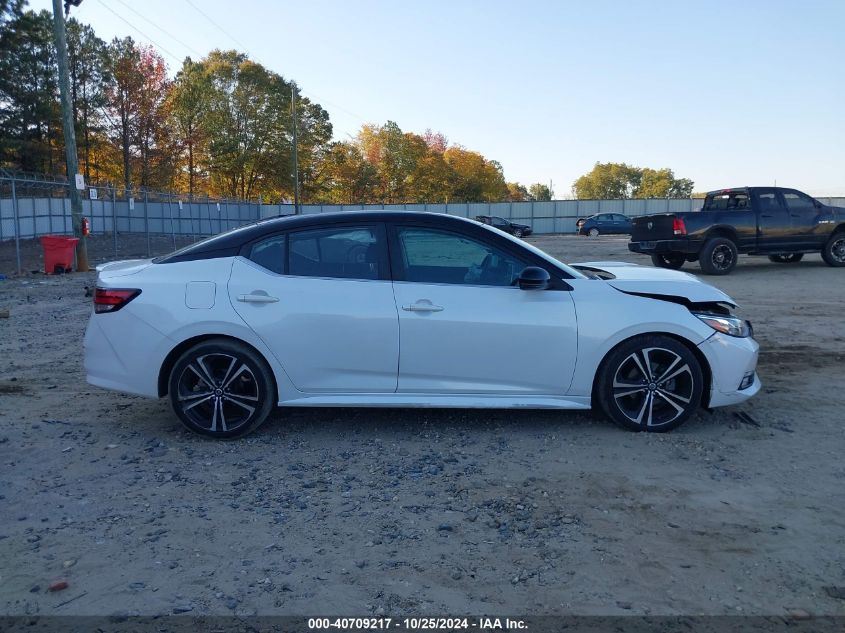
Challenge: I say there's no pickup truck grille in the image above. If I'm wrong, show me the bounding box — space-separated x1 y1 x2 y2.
631 215 676 241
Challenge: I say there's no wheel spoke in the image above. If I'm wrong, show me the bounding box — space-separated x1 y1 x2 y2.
182 393 214 412
221 363 251 391
186 363 214 389
658 388 691 405
218 399 228 432
210 397 219 432
178 390 213 402
223 393 256 415
219 356 239 388
653 355 681 383
655 390 686 420
195 356 218 387
641 349 654 379
614 387 647 399
627 353 650 381
658 362 690 384
634 391 652 424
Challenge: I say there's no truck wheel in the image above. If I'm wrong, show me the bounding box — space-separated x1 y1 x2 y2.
821 232 845 267
768 254 804 264
699 238 738 275
651 253 685 270
588 228 600 237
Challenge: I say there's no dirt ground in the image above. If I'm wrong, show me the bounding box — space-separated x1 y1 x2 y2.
1 233 844 618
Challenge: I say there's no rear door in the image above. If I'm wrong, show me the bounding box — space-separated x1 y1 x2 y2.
228 223 399 393
388 223 578 394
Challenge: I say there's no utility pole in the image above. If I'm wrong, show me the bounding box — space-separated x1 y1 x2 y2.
51 0 89 271
291 82 300 214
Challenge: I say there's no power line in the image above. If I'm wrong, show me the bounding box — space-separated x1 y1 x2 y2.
110 0 203 58
182 0 248 50
94 0 183 64
178 0 369 127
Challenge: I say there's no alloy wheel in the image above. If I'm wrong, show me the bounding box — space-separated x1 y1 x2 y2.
612 347 694 428
176 353 260 433
711 244 735 271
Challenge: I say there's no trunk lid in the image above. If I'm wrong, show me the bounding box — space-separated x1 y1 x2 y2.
95 259 153 281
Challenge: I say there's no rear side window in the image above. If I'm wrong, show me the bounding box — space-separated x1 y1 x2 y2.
289 226 383 280
249 235 286 274
704 192 750 211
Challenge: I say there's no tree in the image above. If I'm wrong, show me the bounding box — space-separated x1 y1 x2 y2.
103 37 142 190
506 182 529 201
168 57 210 197
66 18 108 181
572 162 694 199
528 183 552 201
311 141 378 203
0 10 62 173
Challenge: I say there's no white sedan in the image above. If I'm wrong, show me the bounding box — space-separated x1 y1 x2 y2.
84 212 760 439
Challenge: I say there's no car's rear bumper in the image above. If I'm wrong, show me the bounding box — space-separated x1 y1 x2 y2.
629 239 702 254
697 332 760 408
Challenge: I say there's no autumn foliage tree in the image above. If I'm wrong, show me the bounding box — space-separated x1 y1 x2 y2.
573 162 694 199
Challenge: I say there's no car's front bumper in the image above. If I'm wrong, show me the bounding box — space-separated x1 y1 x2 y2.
697 332 760 408
629 239 703 254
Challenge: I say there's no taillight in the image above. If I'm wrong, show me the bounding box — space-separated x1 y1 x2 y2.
673 218 687 235
94 288 141 313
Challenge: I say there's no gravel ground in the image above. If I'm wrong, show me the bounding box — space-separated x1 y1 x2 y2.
1 233 844 618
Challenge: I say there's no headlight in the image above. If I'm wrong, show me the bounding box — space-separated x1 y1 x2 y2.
692 312 752 338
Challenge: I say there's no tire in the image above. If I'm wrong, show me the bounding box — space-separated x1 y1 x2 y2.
768 254 804 264
821 232 845 267
168 338 275 439
513 228 523 238
595 335 704 432
650 253 685 270
588 228 600 237
699 237 738 275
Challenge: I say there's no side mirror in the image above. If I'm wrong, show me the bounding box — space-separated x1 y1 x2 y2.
518 266 550 290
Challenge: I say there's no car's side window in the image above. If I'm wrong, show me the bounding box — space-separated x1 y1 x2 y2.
782 191 815 212
396 227 527 287
248 235 286 275
756 191 783 212
288 226 383 280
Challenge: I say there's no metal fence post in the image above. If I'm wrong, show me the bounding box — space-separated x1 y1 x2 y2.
143 190 151 257
111 186 117 258
11 177 21 275
168 192 176 250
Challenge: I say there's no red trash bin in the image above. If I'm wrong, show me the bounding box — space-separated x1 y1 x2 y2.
40 235 79 274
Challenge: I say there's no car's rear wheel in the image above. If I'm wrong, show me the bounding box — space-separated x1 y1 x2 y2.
768 253 804 264
650 253 685 270
821 232 845 267
588 228 600 237
699 237 738 275
168 339 275 439
596 335 703 432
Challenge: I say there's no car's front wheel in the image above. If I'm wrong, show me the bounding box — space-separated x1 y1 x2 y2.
513 228 524 238
650 253 685 270
168 339 275 439
595 335 704 432
588 228 600 237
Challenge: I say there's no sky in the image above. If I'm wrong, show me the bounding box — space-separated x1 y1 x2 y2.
29 0 845 196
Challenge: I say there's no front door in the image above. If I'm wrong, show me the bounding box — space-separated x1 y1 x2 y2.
754 189 792 250
228 224 399 393
389 225 578 394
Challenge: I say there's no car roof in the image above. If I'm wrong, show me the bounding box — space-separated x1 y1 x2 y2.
155 211 480 263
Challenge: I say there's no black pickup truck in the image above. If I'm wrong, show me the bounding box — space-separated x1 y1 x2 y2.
628 187 845 275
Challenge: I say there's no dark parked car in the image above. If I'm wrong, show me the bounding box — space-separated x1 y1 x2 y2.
576 213 634 236
628 187 845 275
475 215 532 237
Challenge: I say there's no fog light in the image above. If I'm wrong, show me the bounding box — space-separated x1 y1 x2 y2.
738 372 755 390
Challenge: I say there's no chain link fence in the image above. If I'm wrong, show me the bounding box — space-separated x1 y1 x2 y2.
3 170 844 274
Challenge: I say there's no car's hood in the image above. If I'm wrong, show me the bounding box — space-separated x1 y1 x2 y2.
95 258 153 279
571 261 737 306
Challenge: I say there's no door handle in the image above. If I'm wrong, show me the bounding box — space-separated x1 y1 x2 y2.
402 301 444 313
237 293 279 304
